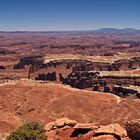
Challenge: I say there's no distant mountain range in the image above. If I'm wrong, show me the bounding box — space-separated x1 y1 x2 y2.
1 28 140 34
94 28 140 33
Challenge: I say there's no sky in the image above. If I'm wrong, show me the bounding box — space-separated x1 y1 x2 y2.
0 0 140 31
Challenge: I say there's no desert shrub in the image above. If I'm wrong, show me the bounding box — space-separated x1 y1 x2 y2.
55 137 60 140
7 122 47 140
55 129 60 135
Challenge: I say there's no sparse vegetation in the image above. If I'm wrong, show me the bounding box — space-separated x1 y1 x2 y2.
55 137 60 140
55 129 60 135
7 122 47 140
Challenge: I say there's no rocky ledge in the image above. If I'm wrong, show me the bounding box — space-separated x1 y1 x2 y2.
44 118 130 140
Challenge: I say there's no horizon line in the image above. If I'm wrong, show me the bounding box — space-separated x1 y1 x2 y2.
0 27 140 32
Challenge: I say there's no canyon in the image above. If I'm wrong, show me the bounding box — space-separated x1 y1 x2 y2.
0 31 140 139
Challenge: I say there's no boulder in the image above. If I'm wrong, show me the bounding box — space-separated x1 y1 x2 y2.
125 119 140 140
95 123 128 138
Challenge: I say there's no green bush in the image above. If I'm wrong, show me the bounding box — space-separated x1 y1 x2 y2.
7 122 47 140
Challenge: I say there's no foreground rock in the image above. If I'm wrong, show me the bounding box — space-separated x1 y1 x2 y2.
45 118 130 140
125 119 140 140
44 118 77 131
0 80 140 138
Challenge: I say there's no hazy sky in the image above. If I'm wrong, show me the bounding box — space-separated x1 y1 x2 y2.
0 0 140 31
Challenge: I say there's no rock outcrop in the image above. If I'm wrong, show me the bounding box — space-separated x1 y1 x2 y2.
44 118 77 131
60 70 140 98
125 119 140 140
45 118 130 140
35 72 56 81
13 55 44 70
112 85 140 98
